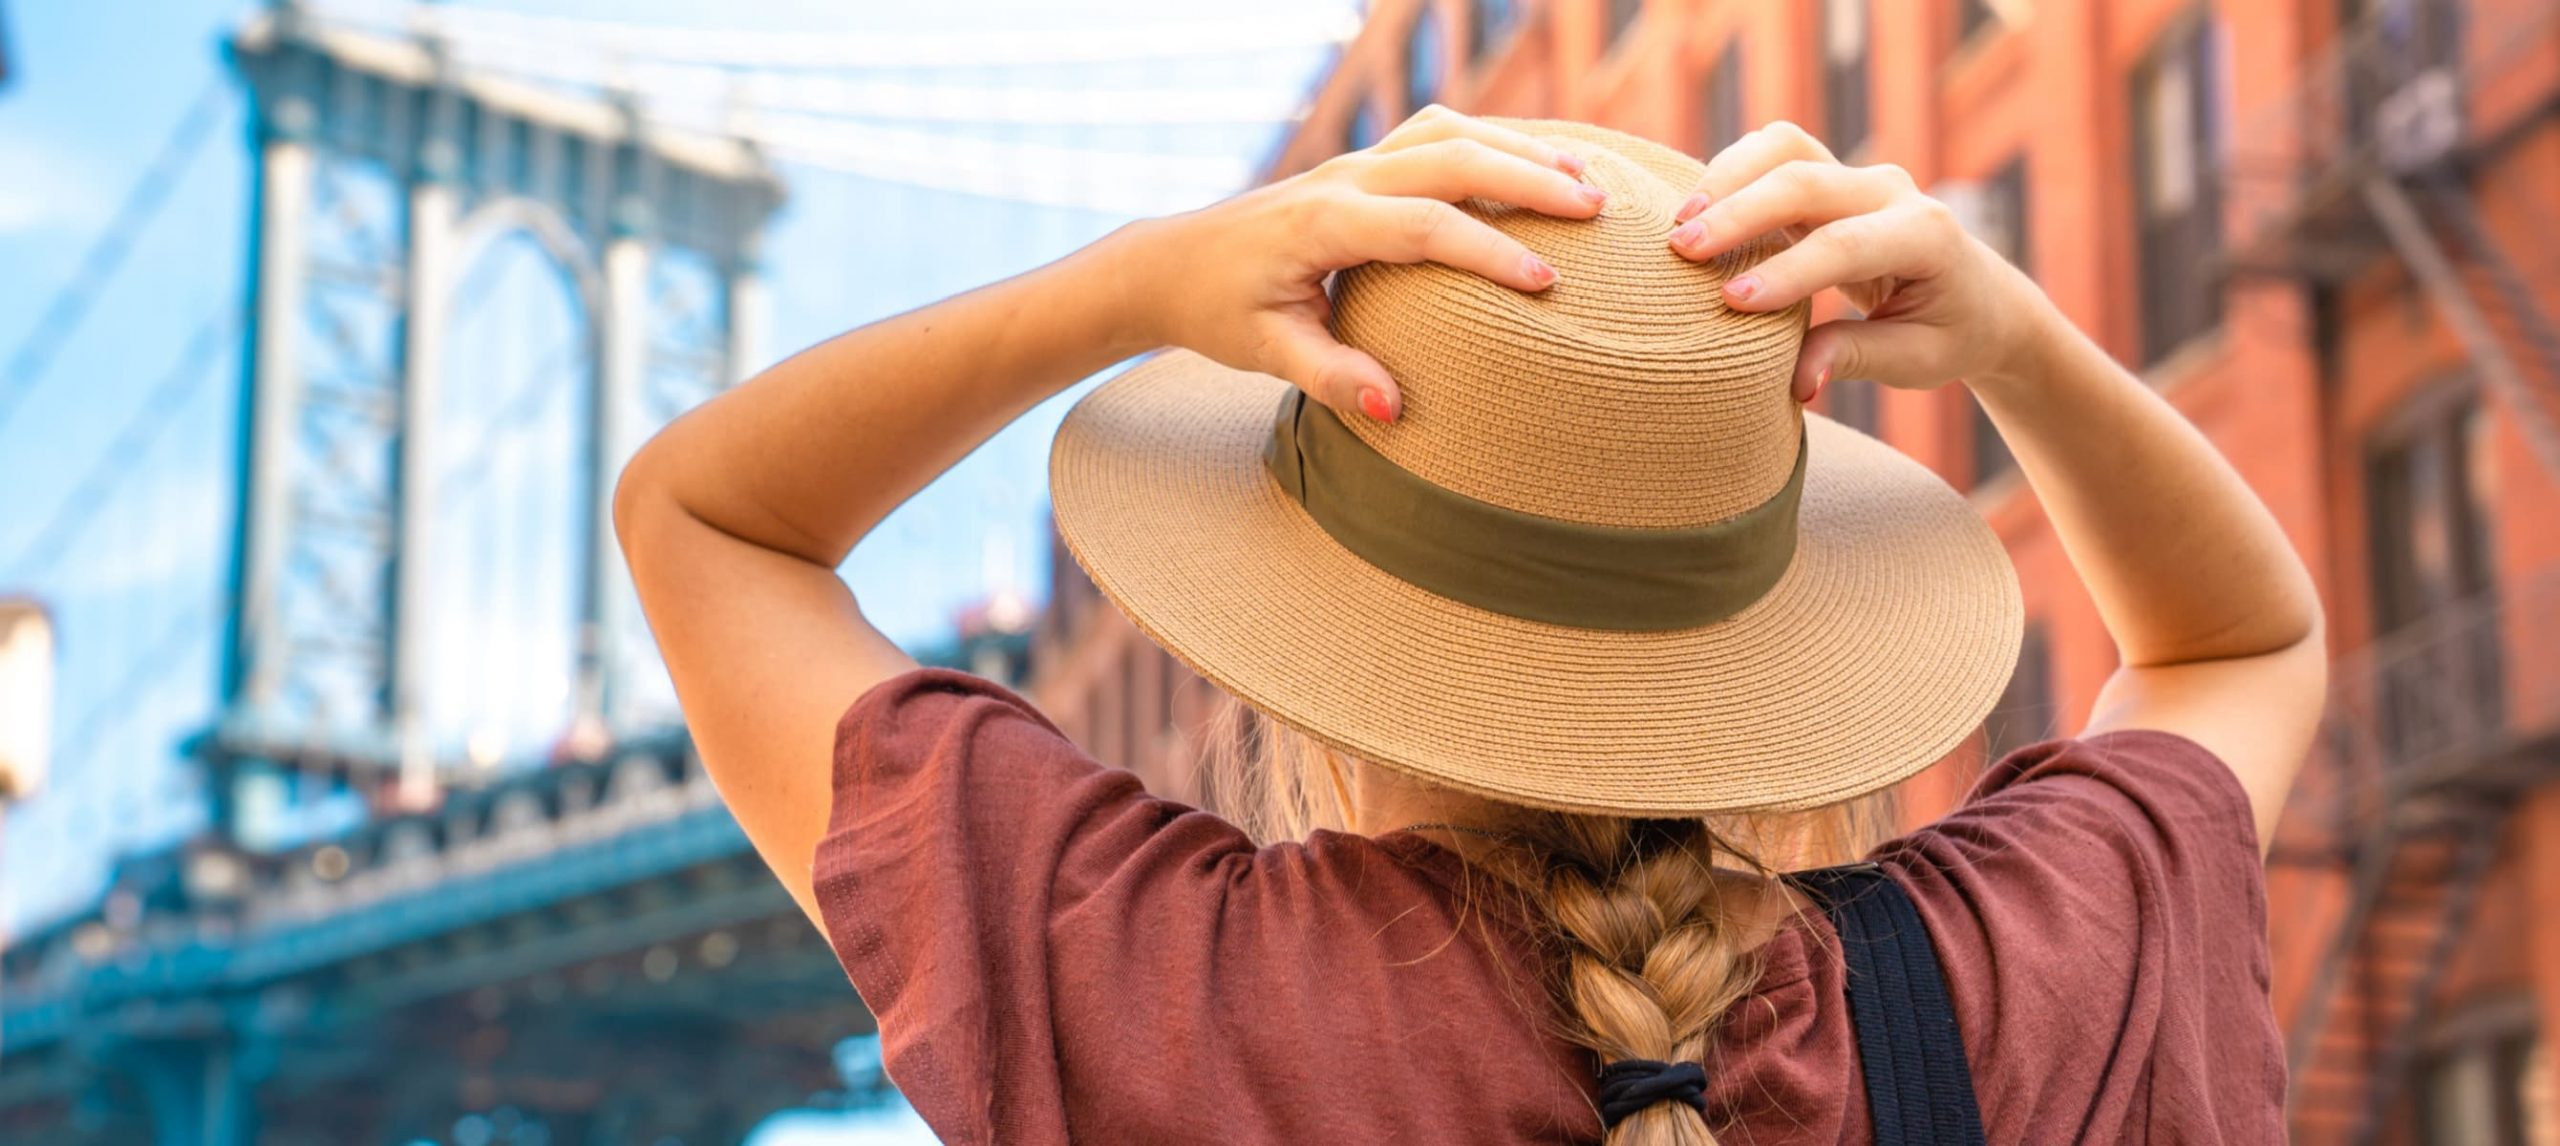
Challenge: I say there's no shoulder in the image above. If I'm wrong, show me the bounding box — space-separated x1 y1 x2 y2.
835 666 1070 756
1878 729 2268 964
1918 730 2262 864
1874 731 2284 1139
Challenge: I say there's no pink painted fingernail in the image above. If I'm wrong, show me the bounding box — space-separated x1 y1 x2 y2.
1670 219 1705 249
1725 274 1761 302
1676 192 1712 222
1554 150 1586 175
1578 183 1609 206
1522 253 1557 286
1358 387 1396 421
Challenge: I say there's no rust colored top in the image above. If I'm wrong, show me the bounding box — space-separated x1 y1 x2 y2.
812 669 2282 1144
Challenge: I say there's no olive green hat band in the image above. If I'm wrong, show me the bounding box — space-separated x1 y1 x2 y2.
1261 390 1805 631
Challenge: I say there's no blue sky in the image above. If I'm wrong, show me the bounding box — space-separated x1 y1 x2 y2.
0 0 1345 940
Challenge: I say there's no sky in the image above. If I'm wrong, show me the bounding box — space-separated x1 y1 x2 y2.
0 2 1349 1137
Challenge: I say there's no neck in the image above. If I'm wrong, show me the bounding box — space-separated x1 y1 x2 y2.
1345 758 1807 942
1342 757 1532 839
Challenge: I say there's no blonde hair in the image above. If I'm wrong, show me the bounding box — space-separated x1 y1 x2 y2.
1203 697 1895 1145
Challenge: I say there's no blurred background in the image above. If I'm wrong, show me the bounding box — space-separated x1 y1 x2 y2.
0 0 2555 1143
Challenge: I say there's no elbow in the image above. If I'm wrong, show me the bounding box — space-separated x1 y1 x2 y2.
611 438 674 566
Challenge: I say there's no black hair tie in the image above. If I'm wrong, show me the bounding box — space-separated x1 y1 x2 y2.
1596 1058 1708 1127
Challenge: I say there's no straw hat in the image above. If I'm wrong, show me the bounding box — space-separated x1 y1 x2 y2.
1050 120 2020 815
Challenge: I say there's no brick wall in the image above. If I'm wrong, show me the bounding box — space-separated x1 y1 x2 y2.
1029 2 2560 1137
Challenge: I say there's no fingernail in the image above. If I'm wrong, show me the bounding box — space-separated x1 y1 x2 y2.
1522 253 1557 286
1554 150 1586 175
1578 183 1609 207
1725 274 1760 302
1358 387 1396 421
1670 219 1705 250
1675 192 1712 222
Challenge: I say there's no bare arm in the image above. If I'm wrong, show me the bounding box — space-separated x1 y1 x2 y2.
616 109 1601 921
613 248 1142 922
1671 123 2323 847
1975 313 2325 848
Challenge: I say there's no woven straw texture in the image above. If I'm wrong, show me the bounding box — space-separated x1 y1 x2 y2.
1048 119 2022 814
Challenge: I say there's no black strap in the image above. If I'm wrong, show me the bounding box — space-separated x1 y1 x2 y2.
1788 863 1988 1146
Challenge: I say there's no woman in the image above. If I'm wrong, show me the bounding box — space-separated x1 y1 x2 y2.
616 112 2322 1144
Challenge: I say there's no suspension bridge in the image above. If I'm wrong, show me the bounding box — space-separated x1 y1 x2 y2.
0 3 1344 1142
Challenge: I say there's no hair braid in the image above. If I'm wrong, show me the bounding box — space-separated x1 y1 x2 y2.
1199 701 1892 1142
1535 816 1759 1145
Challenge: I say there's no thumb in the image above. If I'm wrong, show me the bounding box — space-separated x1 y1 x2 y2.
1795 318 1954 402
1266 328 1400 422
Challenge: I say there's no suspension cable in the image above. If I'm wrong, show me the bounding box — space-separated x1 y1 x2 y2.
0 79 229 442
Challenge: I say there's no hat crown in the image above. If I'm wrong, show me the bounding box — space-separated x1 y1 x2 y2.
1328 120 1808 529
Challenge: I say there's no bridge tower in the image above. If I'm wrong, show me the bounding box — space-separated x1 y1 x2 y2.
212 0 781 836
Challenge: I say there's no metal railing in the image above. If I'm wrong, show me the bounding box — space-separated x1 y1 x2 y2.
2309 570 2560 832
2220 0 2560 272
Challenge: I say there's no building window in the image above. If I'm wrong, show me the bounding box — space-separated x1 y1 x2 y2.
1825 377 1880 436
2416 1023 2547 1146
1984 622 2056 761
2343 0 2466 141
1700 38 1746 156
1347 98 1386 152
1971 399 2015 489
2369 392 2499 634
1607 0 1645 54
1160 654 1187 738
1407 4 1447 114
1468 0 1519 67
1821 0 1872 156
1082 691 1109 765
2131 13 2227 365
2366 390 2503 762
1985 153 2031 272
1120 643 1146 773
1955 0 2004 48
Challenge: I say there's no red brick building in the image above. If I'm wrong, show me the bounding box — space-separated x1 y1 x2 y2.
1031 1 2560 1140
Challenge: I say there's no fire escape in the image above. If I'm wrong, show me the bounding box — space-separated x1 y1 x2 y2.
2223 2 2560 1144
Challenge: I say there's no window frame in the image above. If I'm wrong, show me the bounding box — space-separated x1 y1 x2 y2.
1954 0 2005 52
1823 376 1882 438
1819 0 1874 156
1983 621 2057 761
1606 0 1646 59
1406 3 1448 115
1466 0 1521 69
1699 37 1746 158
2129 9 2229 366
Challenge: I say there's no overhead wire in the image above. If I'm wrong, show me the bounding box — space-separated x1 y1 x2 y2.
0 79 229 443
1 308 237 587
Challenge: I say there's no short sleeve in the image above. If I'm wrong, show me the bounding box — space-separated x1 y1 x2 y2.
810 669 1245 1143
1877 731 2286 1144
808 669 1593 1146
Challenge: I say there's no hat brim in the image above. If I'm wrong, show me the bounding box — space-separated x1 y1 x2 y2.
1050 350 2023 815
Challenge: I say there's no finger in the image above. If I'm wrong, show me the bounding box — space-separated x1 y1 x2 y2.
1375 104 1587 176
1720 202 1947 312
1349 197 1559 292
1670 161 1908 260
1797 317 1957 399
1265 326 1400 422
1358 138 1608 218
1675 121 1838 222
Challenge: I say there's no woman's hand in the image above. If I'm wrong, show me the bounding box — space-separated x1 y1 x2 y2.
1117 106 1607 423
1665 121 2065 403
